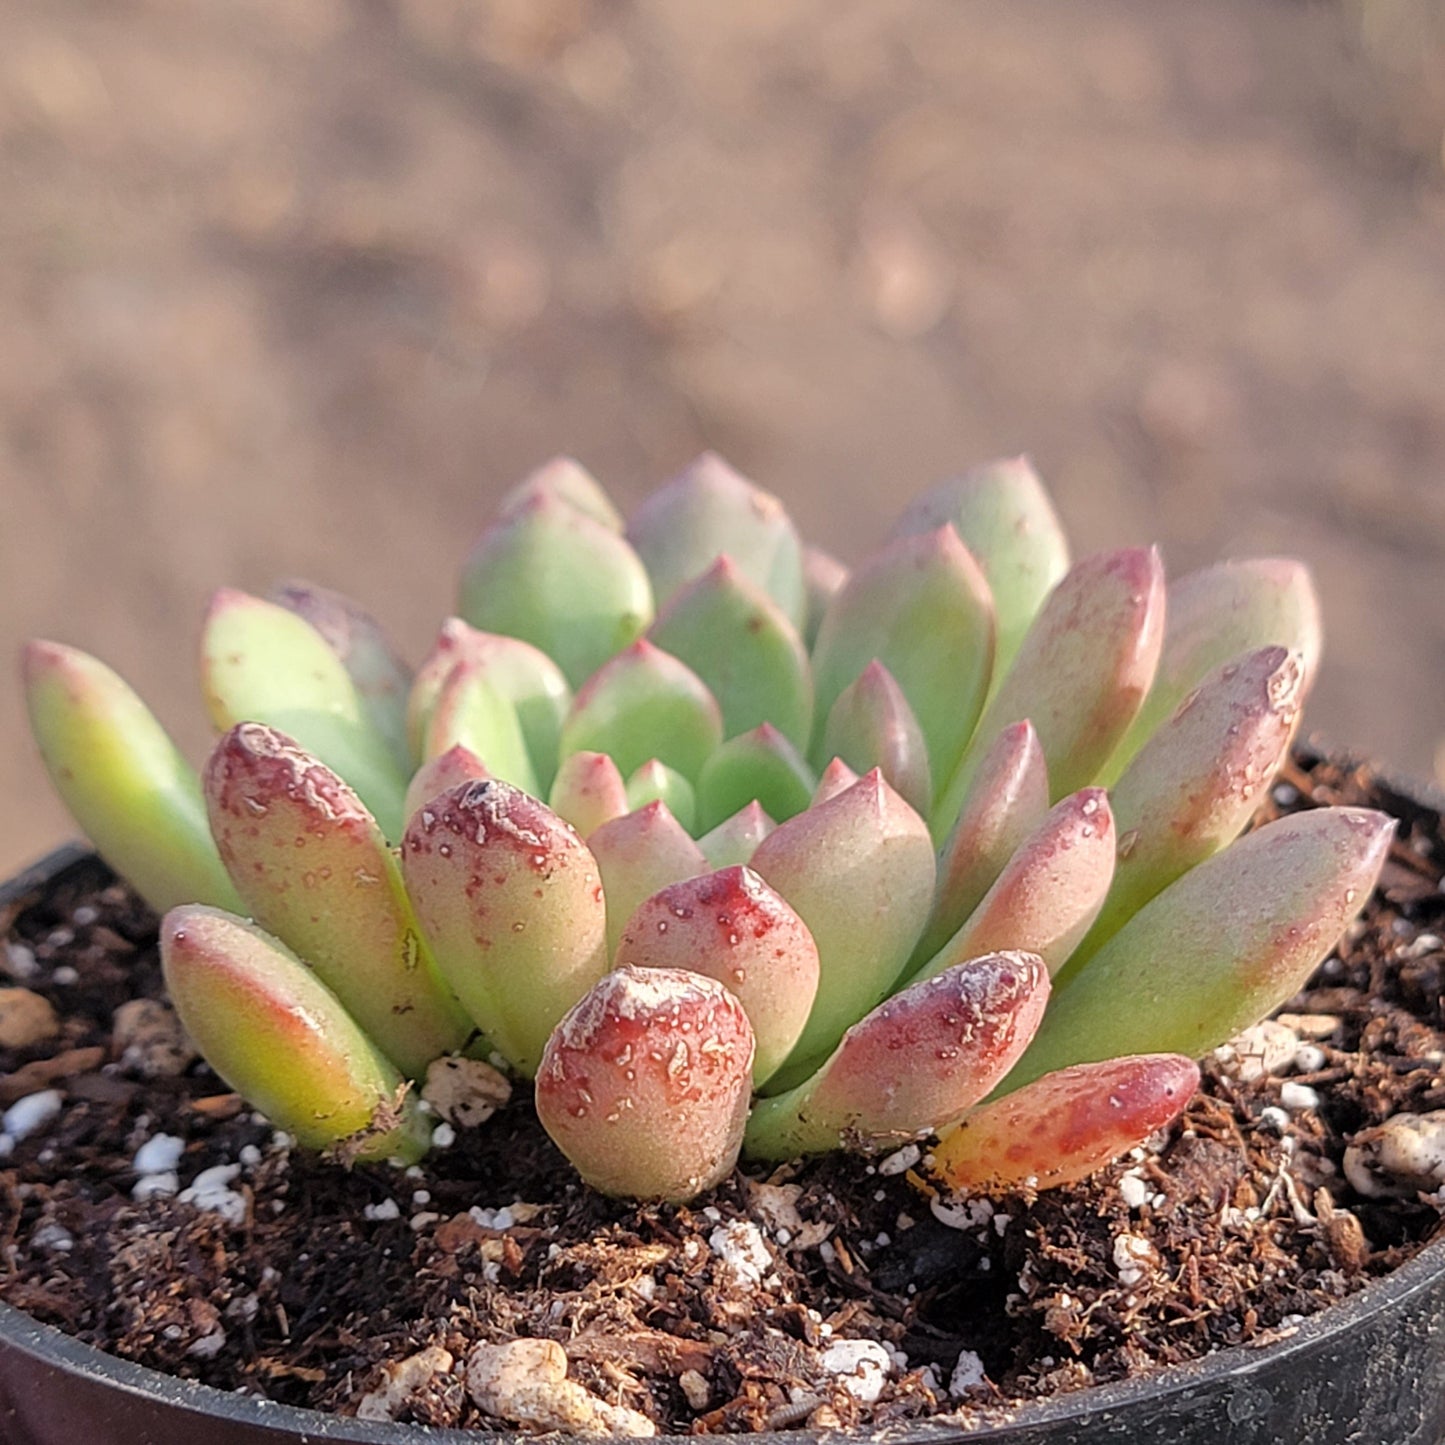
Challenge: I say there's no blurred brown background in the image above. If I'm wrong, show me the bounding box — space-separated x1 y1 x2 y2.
3 0 1444 875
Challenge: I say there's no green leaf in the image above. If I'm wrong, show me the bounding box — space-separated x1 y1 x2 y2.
649 557 813 749
625 759 697 834
458 495 653 689
161 905 430 1164
498 456 624 532
200 589 409 840
821 660 931 816
205 723 473 1078
22 641 241 915
695 724 816 834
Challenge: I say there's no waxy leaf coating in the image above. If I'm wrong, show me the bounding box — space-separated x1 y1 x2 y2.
161 905 429 1164
932 1054 1199 1193
744 951 1050 1160
916 720 1050 966
536 966 754 1200
1005 806 1394 1093
615 866 820 1086
23 642 242 916
204 723 472 1078
401 780 608 1077
750 769 936 1090
459 495 654 689
201 589 409 840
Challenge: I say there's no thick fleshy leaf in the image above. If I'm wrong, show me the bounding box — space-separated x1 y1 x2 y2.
458 495 653 689
743 951 1049 1160
915 721 1050 966
160 906 430 1163
615 866 820 1086
802 545 848 649
934 548 1165 835
272 581 413 774
811 757 860 807
204 724 473 1078
559 640 723 784
403 744 491 821
497 455 624 532
1102 558 1322 784
22 642 242 916
914 789 1115 982
932 1055 1199 1193
588 802 709 957
536 967 754 1201
1073 646 1305 965
400 781 609 1077
891 456 1070 684
697 801 776 869
626 453 807 628
810 526 995 790
408 620 571 789
750 769 937 1091
1002 807 1394 1094
200 589 409 840
695 724 816 834
649 557 813 749
423 662 538 796
625 759 697 833
822 660 932 816
548 751 629 838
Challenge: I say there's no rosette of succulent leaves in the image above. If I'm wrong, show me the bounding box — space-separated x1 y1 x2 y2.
24 455 1392 1203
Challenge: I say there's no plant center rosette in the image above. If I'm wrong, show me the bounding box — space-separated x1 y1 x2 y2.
22 453 1391 1216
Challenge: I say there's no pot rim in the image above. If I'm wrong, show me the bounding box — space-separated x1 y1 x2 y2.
3 740 1442 1444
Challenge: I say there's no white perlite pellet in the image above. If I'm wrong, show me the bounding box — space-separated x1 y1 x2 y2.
133 1133 186 1176
819 1339 892 1404
708 1220 773 1288
949 1349 987 1394
3 1090 63 1142
179 1164 246 1226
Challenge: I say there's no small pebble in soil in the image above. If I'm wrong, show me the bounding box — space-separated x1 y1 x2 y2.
0 987 60 1048
709 1219 774 1287
950 1349 988 1394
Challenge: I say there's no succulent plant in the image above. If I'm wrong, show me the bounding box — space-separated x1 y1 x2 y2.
22 453 1391 1204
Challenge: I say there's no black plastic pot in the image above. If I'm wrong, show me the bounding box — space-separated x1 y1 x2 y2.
3 762 1444 1445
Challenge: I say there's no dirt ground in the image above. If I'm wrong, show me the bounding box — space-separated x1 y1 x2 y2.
2 0 1443 875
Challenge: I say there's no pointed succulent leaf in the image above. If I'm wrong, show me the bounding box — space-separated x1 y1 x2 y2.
424 661 539 796
558 640 722 784
697 801 776 869
403 744 491 821
935 547 1165 833
891 456 1070 683
627 452 807 627
272 581 414 774
497 455 624 532
625 759 697 834
204 724 473 1078
201 589 408 840
750 769 937 1091
810 526 995 790
822 660 932 816
801 545 848 650
744 951 1049 1160
615 866 820 1086
458 495 653 689
548 751 629 838
1102 558 1322 783
588 802 709 957
22 642 243 915
408 620 570 788
536 967 754 1201
932 1055 1199 1193
915 720 1050 966
649 557 813 749
914 789 1115 982
400 781 609 1077
160 906 430 1163
1003 807 1394 1094
695 723 816 834
1073 646 1305 965
811 757 860 807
